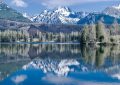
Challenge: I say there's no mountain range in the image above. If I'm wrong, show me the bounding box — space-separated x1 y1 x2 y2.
26 7 88 24
24 4 120 25
103 4 120 18
0 2 120 29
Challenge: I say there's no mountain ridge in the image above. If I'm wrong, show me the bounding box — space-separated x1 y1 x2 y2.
0 2 31 22
26 5 120 25
28 6 88 24
103 4 120 18
0 2 120 25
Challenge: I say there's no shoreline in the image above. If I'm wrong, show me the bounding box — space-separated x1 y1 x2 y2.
0 42 80 45
0 42 120 46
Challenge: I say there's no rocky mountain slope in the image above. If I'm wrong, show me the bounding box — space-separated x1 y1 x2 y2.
103 4 120 18
0 2 30 22
78 13 120 24
1 2 120 30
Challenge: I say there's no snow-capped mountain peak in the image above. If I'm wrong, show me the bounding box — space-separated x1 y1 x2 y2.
29 6 84 24
55 6 71 16
43 10 49 13
103 4 120 18
112 4 120 10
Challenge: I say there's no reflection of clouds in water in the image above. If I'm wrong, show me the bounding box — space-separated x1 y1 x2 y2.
11 75 27 84
112 73 120 80
105 65 120 80
42 74 117 85
42 74 80 85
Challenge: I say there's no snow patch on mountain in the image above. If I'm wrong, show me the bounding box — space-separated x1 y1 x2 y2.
23 13 29 18
103 4 120 18
55 6 71 16
59 15 80 24
112 4 120 10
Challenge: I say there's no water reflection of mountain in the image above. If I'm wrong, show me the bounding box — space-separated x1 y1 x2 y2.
1 44 120 80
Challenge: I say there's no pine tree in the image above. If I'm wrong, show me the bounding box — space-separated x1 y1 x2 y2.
89 24 96 43
81 25 89 43
96 21 107 43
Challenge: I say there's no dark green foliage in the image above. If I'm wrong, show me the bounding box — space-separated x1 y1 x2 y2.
99 36 104 42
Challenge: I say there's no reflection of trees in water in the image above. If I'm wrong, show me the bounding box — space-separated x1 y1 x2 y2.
0 44 81 62
0 44 30 57
96 46 110 67
0 44 30 64
28 44 81 59
110 45 120 64
0 44 81 80
0 44 120 67
81 45 120 68
1 44 120 81
81 45 96 66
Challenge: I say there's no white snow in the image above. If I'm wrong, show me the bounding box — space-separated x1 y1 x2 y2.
30 6 83 24
112 4 120 10
23 13 28 18
59 15 80 24
55 6 71 16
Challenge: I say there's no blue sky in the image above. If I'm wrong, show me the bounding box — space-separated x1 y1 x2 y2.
4 0 120 15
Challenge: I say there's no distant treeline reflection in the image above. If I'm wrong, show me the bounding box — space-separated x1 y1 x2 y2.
0 44 120 67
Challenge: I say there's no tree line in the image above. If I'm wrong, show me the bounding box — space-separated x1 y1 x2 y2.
80 21 120 44
0 30 81 43
0 21 120 44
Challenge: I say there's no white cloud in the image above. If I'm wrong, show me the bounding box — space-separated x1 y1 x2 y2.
11 75 27 84
12 0 28 7
41 0 118 8
42 74 118 85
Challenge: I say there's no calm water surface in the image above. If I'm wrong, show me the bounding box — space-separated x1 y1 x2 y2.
0 44 120 85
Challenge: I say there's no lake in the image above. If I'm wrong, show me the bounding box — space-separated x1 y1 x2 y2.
0 44 120 85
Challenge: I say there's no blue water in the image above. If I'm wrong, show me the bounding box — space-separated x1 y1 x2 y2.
0 44 120 85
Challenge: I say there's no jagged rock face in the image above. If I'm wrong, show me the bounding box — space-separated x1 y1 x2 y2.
78 13 120 24
28 5 120 25
0 2 30 22
30 7 88 24
103 4 120 18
